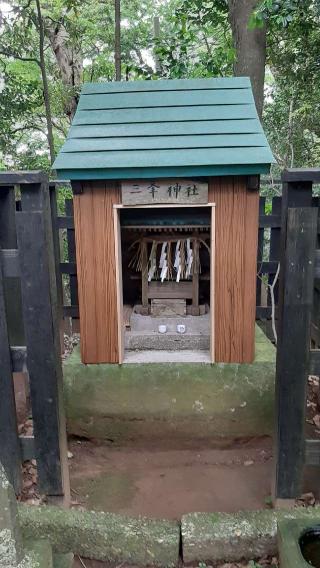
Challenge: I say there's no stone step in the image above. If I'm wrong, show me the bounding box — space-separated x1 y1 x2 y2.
130 312 210 333
125 331 210 351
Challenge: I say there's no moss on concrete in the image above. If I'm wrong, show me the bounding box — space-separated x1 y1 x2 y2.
181 508 320 564
24 539 53 568
52 552 74 568
63 326 275 443
72 472 136 512
18 503 180 567
277 519 320 568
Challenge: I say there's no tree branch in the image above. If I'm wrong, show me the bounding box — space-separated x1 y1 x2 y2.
0 50 40 66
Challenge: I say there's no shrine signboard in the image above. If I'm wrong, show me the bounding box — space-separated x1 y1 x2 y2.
121 179 208 206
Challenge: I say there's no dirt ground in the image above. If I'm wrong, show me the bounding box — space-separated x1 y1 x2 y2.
68 437 273 518
72 559 278 568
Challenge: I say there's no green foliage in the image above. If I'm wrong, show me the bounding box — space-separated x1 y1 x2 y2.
262 0 320 169
57 185 73 215
155 0 234 79
250 0 299 28
0 0 320 176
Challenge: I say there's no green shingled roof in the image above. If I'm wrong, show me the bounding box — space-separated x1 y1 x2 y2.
53 77 274 180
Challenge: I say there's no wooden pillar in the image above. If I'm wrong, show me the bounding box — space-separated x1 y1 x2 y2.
256 196 265 307
209 176 259 363
141 240 148 311
268 196 282 306
16 181 69 497
49 183 64 353
0 187 24 345
273 177 314 502
191 234 200 316
0 246 22 493
65 199 79 333
72 182 121 364
273 207 317 501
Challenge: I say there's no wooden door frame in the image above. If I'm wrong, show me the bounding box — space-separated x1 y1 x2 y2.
113 203 216 363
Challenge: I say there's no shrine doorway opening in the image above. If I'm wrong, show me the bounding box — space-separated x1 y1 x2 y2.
113 203 215 364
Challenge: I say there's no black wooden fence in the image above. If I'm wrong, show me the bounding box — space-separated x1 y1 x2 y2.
3 170 320 503
274 168 320 501
0 172 69 497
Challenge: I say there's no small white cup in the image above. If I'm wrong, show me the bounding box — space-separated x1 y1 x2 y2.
177 324 186 334
158 325 167 334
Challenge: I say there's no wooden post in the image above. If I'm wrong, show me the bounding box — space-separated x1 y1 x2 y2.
273 207 317 502
49 183 64 352
16 180 70 498
141 240 148 312
0 186 24 345
191 234 200 316
256 196 265 306
268 196 282 306
0 250 22 493
65 199 79 333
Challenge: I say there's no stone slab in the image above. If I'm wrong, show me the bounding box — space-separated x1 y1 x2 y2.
123 349 211 363
125 331 210 351
181 508 320 564
18 504 180 567
130 312 209 333
63 325 275 443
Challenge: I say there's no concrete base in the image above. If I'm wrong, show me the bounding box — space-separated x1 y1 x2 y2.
17 503 320 567
19 504 180 567
63 325 275 444
181 508 320 564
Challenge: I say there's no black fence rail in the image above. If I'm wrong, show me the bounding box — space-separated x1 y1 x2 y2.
0 172 69 497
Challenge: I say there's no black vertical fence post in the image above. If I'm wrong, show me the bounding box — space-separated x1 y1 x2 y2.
256 197 265 306
16 178 69 497
0 184 22 492
268 196 282 307
0 186 24 345
49 182 64 352
311 198 320 348
274 206 317 501
0 247 22 493
65 199 79 331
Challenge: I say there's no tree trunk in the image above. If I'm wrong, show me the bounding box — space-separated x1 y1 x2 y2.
46 23 83 120
35 0 55 164
114 0 121 80
228 0 266 118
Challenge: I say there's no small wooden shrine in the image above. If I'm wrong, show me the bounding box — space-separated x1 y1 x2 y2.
53 77 273 365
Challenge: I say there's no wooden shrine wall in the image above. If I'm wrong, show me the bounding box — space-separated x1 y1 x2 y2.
73 176 258 365
73 182 120 363
209 176 259 363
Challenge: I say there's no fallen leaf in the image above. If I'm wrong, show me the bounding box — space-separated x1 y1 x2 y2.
313 415 320 428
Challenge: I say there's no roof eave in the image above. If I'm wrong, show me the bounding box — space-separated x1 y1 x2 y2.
56 164 271 181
